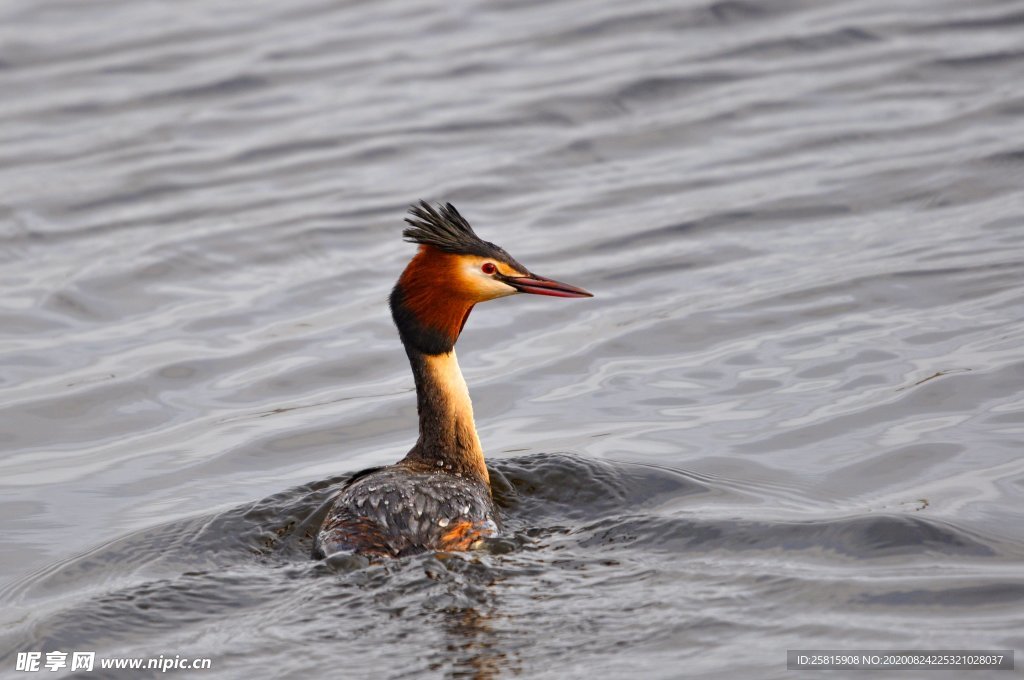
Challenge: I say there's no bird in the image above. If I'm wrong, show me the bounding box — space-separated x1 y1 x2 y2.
314 201 592 559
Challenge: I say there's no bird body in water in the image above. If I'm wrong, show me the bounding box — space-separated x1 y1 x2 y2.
314 202 592 559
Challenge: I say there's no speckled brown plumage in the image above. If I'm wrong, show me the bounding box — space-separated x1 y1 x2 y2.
314 465 498 557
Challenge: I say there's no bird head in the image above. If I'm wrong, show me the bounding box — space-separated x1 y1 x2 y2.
390 202 592 355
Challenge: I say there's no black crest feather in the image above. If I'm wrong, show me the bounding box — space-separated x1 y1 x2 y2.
403 201 523 268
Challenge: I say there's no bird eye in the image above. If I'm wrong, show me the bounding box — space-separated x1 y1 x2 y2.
481 262 497 275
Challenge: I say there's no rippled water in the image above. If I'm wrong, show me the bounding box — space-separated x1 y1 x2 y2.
3 0 1024 677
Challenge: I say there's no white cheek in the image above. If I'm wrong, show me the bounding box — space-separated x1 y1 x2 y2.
485 279 518 298
464 264 517 299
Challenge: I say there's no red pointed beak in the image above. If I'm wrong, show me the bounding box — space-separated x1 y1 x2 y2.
505 273 593 298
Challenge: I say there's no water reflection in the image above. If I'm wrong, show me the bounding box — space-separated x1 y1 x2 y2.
434 606 510 680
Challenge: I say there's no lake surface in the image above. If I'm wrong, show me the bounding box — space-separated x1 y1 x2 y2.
2 0 1023 677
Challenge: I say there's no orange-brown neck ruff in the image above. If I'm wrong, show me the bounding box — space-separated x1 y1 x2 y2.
390 246 476 356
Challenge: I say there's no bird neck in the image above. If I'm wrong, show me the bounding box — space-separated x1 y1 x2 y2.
401 347 489 486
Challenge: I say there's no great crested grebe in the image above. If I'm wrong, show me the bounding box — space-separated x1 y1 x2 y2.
314 202 592 558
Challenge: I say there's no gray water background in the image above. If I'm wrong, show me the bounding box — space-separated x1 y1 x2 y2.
1 0 1024 677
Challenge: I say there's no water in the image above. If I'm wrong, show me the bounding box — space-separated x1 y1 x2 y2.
2 0 1024 677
